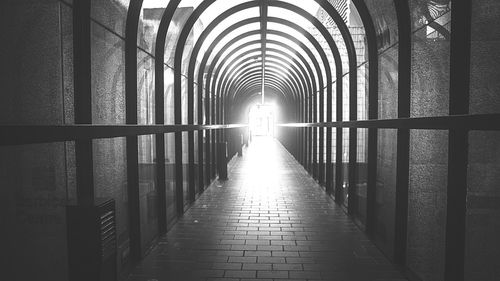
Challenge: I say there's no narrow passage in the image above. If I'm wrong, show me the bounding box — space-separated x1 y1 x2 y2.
128 137 407 281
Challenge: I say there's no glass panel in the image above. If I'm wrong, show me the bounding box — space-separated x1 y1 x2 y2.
139 0 172 55
465 131 500 280
407 130 448 280
164 67 175 125
165 133 176 225
138 50 155 125
91 22 126 125
137 135 157 254
343 73 350 121
164 6 195 67
91 0 129 37
355 128 368 225
375 128 397 257
470 1 500 114
378 44 398 119
182 131 189 207
93 137 128 271
1 142 74 281
358 61 369 121
331 127 337 195
342 127 349 207
194 130 200 195
409 0 451 118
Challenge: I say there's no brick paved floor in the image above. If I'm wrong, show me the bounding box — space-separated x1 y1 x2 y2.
127 136 408 281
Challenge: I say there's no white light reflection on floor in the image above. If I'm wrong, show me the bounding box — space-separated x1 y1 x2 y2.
240 136 286 200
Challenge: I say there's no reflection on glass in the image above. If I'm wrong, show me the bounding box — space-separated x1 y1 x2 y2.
165 133 176 224
407 130 448 280
466 131 500 280
409 0 451 118
375 129 397 257
138 135 158 254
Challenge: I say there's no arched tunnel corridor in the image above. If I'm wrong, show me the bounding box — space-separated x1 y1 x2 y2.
1 1 500 281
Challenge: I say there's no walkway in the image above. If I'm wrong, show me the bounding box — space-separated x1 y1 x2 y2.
127 137 407 281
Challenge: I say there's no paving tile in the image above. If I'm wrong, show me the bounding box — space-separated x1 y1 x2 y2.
127 138 407 281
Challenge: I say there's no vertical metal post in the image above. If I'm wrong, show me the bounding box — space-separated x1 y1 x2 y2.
394 0 411 266
445 1 471 280
73 0 94 207
125 0 143 260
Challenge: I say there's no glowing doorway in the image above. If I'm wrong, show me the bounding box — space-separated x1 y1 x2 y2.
249 104 276 137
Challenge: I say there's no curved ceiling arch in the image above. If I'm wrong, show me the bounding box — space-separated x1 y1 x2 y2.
236 77 295 105
226 59 310 105
219 50 314 102
142 0 381 128
216 43 317 101
230 66 301 101
236 74 295 101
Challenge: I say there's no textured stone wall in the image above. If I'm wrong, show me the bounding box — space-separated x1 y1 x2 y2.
0 1 75 280
466 1 500 280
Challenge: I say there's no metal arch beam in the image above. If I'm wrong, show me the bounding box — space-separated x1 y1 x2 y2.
233 84 294 122
225 64 294 99
233 86 286 113
229 63 303 103
298 0 359 202
265 2 342 184
205 23 329 140
196 25 322 103
180 3 259 202
235 77 292 105
124 0 144 261
233 74 298 122
264 19 333 174
229 60 308 106
194 20 261 127
209 41 304 102
224 61 302 102
232 85 291 117
216 49 299 99
230 67 299 102
393 0 411 268
176 0 260 203
180 0 368 121
220 50 313 102
218 45 315 102
153 0 184 216
239 80 289 103
225 58 308 109
156 0 370 220
235 73 292 96
237 85 289 108
240 78 290 99
201 27 323 168
210 31 322 100
236 83 290 112
201 11 338 109
194 17 329 131
234 73 296 101
349 0 379 233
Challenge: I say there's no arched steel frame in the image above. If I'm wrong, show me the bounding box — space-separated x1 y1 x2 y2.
120 0 379 266
131 0 380 270
3 1 485 280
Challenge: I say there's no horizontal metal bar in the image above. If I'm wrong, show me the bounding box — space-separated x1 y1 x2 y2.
277 113 500 130
0 124 247 146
